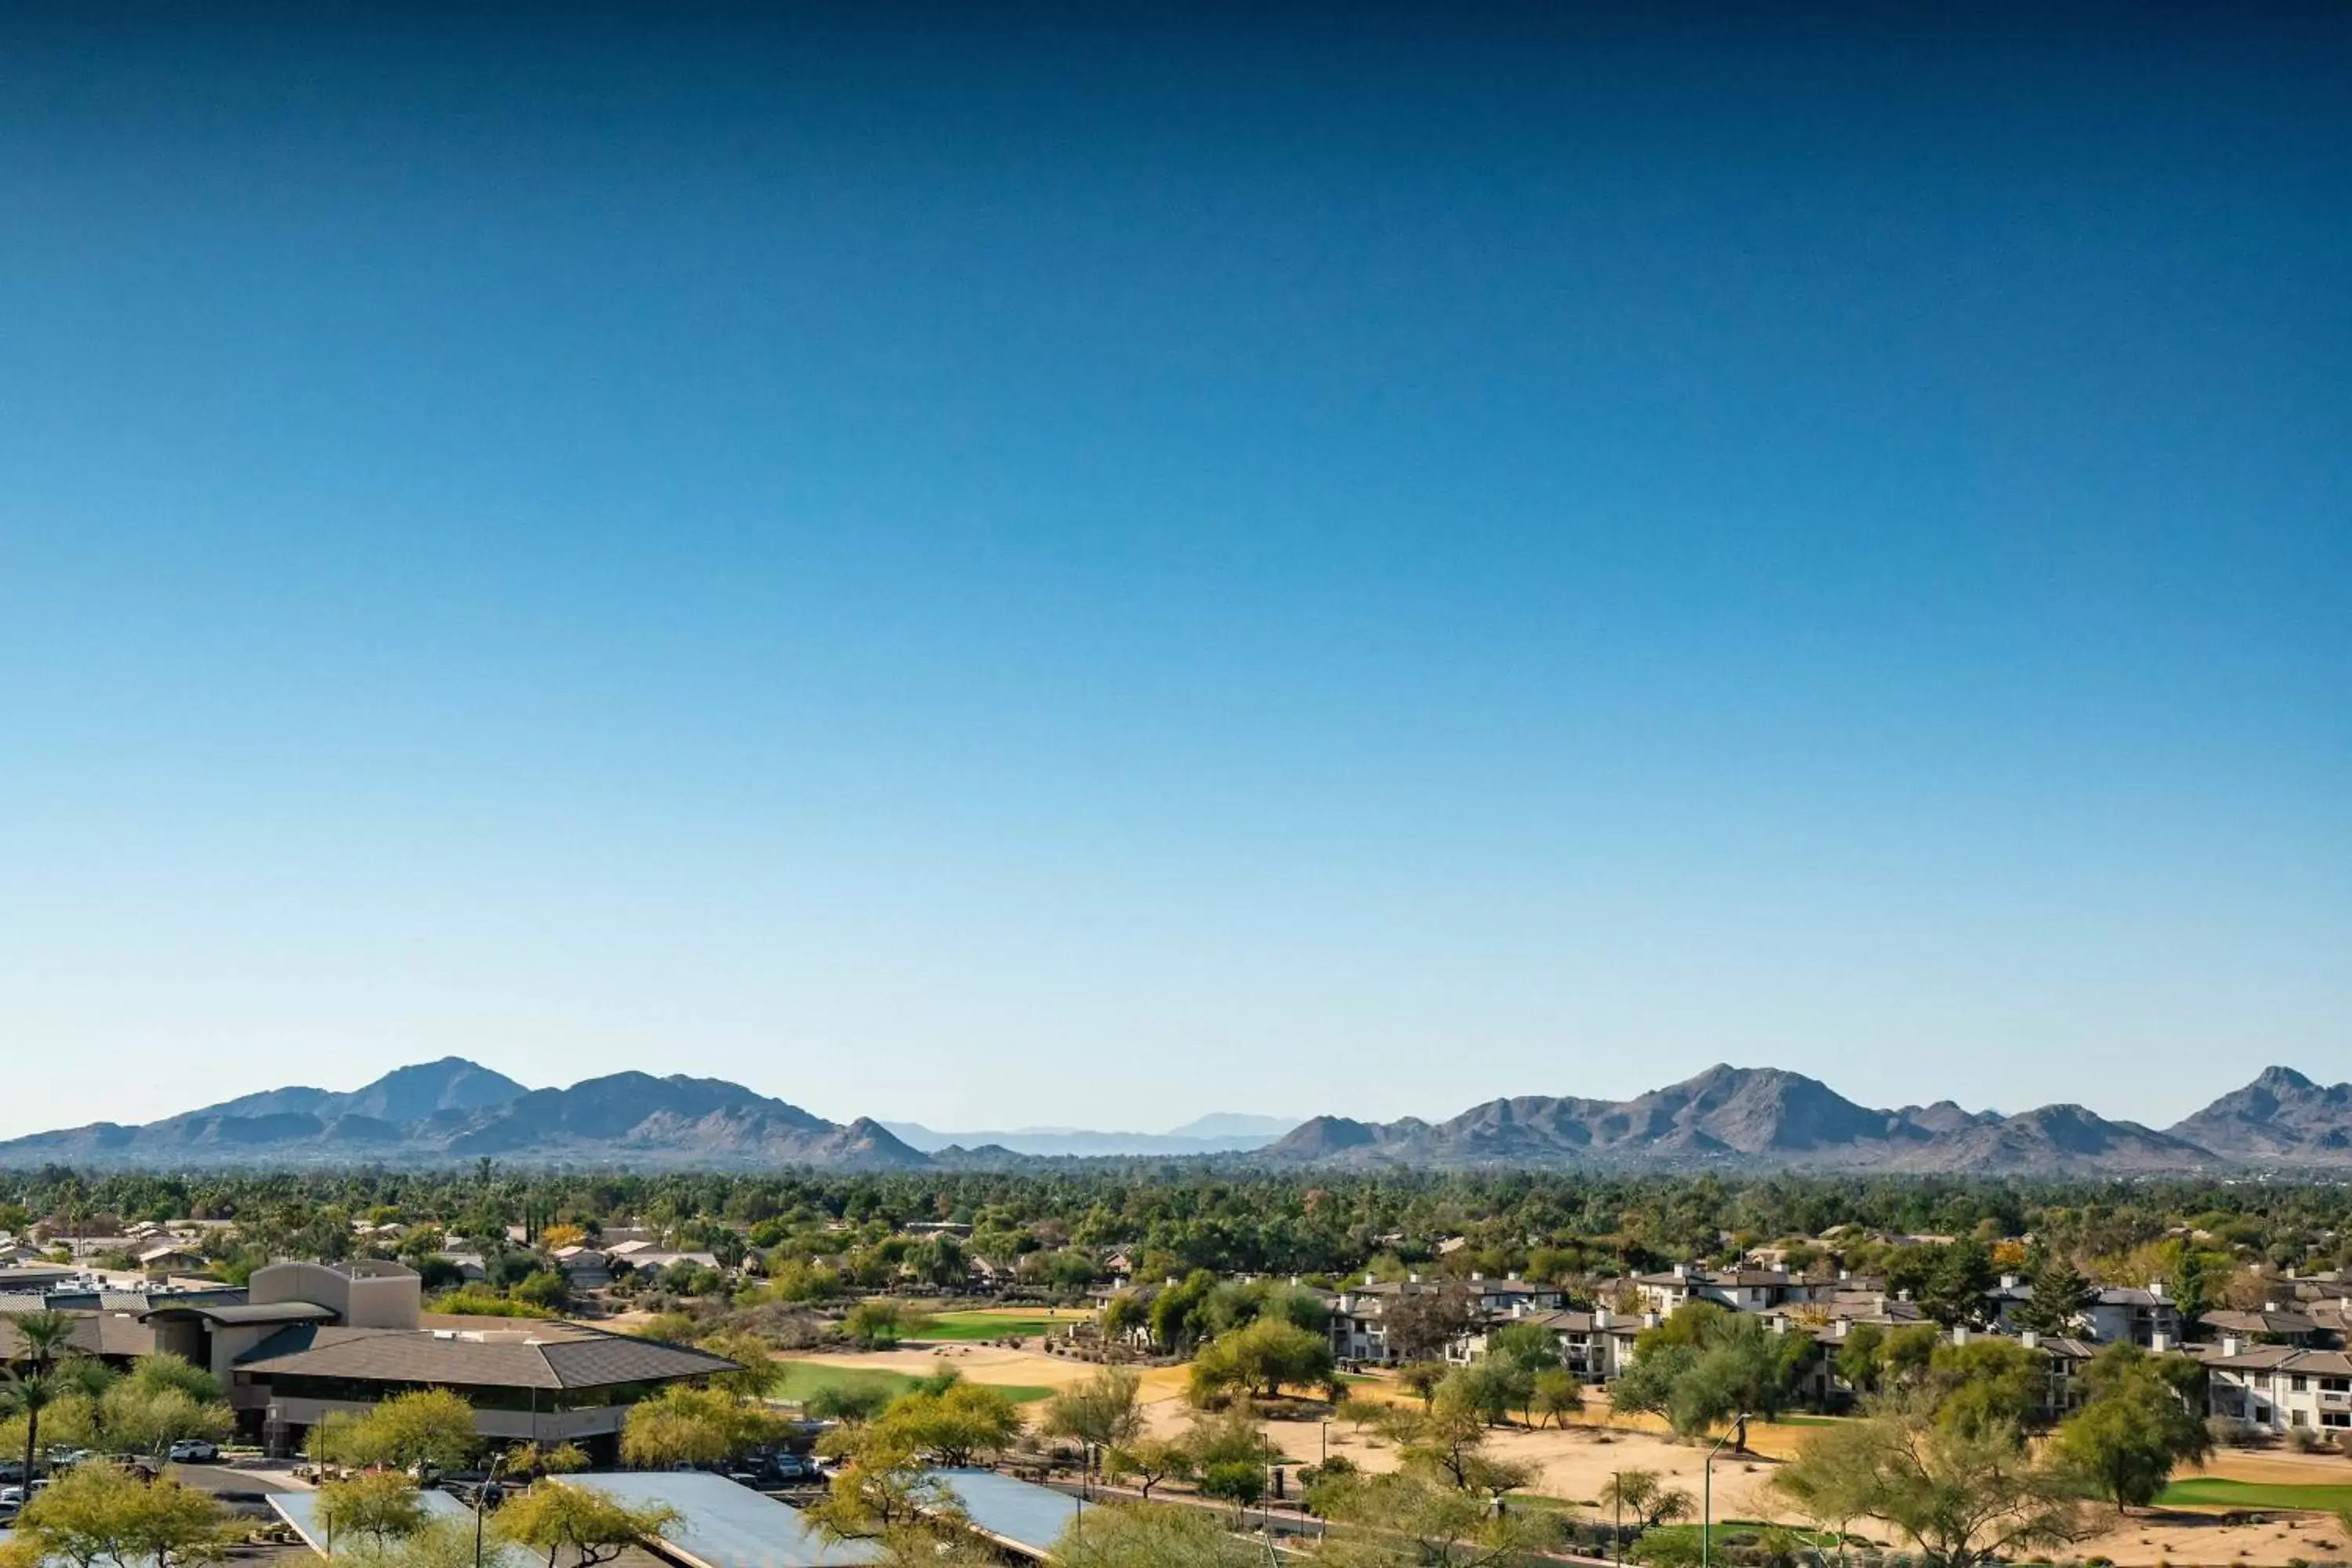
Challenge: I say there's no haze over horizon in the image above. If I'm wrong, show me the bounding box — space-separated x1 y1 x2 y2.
3 3 2347 1142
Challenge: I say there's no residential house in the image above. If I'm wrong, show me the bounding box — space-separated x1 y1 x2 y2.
1330 1272 1566 1365
1627 1265 1850 1316
1986 1276 2183 1348
2201 1341 2352 1436
550 1247 615 1290
2201 1307 2329 1347
2082 1284 2181 1348
1453 1305 1644 1381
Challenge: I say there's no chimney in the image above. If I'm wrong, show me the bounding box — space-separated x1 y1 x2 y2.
1897 1288 1911 1302
1642 1312 1661 1329
1999 1274 2020 1290
1290 1276 1301 1287
2151 1330 2172 1354
1595 1307 1613 1329
1507 1270 1519 1282
1408 1272 1421 1285
1950 1326 1969 1345
2020 1330 2040 1349
1512 1301 1526 1318
1471 1271 1483 1283
1366 1272 1377 1286
2222 1334 2245 1357
1671 1263 1690 1279
2264 1300 2280 1313
1165 1276 1178 1287
1833 1319 1849 1339
2150 1279 2167 1301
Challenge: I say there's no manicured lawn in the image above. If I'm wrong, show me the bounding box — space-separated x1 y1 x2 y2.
771 1361 927 1403
769 1359 1056 1406
901 1312 1070 1342
2157 1477 2352 1512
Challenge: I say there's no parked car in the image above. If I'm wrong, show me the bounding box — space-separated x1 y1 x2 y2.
167 1439 220 1464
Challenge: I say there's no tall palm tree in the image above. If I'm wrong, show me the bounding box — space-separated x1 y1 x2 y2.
5 1309 83 1486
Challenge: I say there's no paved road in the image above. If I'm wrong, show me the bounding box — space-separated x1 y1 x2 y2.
169 1465 298 1508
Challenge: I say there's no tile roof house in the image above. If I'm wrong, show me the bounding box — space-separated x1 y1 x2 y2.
2201 1341 2352 1436
1330 1272 1566 1364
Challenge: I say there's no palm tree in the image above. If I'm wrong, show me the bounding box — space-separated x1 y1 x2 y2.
5 1309 83 1486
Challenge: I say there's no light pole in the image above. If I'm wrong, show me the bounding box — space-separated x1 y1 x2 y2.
473 1450 514 1568
1700 1415 1748 1568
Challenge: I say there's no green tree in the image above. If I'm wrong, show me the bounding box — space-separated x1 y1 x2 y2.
1774 1404 2083 1568
1530 1368 1584 1428
804 1384 891 1425
1926 1338 2049 1440
1052 1501 1261 1568
1103 1436 1194 1500
1835 1322 1886 1395
1381 1284 1479 1364
1770 1417 1880 1567
1921 1240 1998 1330
492 1482 681 1568
1596 1469 1693 1529
1196 1461 1265 1517
2010 1259 2095 1338
840 1301 904 1349
872 1381 1021 1468
317 1472 430 1552
94 1383 234 1461
691 1330 779 1399
1396 1362 1448 1408
619 1386 779 1468
328 1389 482 1473
1187 1317 1338 1405
13 1461 233 1568
1311 1468 1562 1568
1041 1367 1145 1461
3 1308 83 1487
2048 1345 2212 1512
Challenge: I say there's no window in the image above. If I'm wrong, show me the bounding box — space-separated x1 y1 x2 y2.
2292 1374 2310 1392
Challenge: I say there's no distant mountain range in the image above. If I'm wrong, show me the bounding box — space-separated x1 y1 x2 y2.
3 1058 2350 1174
880 1113 1299 1157
0 1058 931 1171
1262 1064 2347 1174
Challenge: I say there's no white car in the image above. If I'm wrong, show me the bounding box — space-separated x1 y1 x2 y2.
167 1440 220 1464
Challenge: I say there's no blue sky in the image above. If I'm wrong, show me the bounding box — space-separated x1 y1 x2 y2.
2 4 2347 1138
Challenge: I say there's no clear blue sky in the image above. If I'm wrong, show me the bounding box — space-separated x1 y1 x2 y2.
3 4 2346 1139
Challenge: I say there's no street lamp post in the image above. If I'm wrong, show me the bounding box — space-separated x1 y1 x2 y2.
473 1451 514 1568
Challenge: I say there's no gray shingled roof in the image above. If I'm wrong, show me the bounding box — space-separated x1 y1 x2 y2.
147 1299 340 1327
234 1324 740 1390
